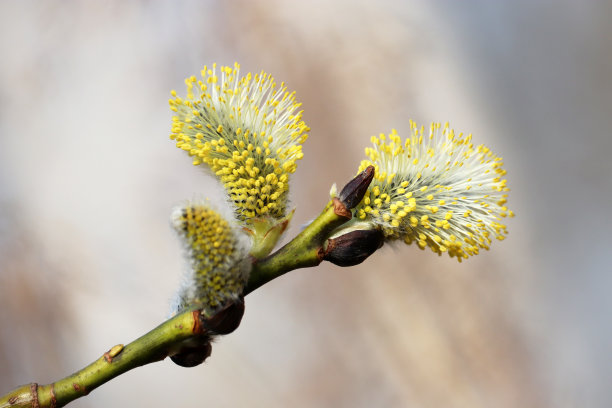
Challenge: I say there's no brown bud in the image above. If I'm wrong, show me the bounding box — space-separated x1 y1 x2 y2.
338 166 375 210
202 296 245 335
323 229 384 267
170 342 212 367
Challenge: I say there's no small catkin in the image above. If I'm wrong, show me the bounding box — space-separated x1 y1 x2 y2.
171 203 251 315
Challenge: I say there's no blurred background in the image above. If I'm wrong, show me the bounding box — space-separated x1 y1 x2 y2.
1 1 610 407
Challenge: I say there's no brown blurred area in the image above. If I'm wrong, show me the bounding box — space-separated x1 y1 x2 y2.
1 1 610 407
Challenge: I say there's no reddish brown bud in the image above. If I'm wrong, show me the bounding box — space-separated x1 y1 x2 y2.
323 229 384 267
338 166 375 210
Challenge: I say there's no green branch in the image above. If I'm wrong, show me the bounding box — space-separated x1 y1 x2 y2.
0 202 352 408
0 310 206 408
0 167 373 408
245 198 350 294
245 165 375 294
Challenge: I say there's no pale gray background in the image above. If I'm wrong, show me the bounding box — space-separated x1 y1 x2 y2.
1 1 610 407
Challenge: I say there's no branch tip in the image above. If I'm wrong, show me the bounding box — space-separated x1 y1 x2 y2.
338 165 375 209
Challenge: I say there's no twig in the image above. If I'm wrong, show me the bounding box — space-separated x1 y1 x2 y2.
0 168 372 408
0 310 206 408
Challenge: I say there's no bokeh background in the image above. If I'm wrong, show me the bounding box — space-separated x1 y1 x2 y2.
1 1 610 407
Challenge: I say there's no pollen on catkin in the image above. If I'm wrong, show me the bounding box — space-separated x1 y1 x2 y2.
171 203 251 315
169 63 310 222
354 121 513 261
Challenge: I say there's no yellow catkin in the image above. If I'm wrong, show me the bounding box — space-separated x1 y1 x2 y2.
169 63 309 222
354 121 511 261
172 203 250 313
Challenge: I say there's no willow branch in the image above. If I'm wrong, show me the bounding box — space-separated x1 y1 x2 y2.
245 166 374 293
0 200 351 408
0 168 373 408
245 197 350 294
0 310 207 408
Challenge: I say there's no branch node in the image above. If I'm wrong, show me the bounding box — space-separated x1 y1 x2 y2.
103 344 124 363
30 383 39 408
49 384 56 408
316 246 326 262
332 197 351 219
191 310 204 334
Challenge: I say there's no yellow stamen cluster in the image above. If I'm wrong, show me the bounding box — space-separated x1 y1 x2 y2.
172 203 251 314
355 121 513 261
169 63 309 222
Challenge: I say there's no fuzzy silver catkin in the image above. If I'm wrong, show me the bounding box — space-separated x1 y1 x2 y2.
170 202 251 315
351 121 512 261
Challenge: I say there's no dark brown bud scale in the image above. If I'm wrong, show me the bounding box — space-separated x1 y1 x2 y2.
323 229 384 267
338 165 375 210
170 342 212 367
170 298 245 368
202 296 245 335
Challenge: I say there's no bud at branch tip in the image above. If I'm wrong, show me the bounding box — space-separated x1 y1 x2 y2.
338 165 375 210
